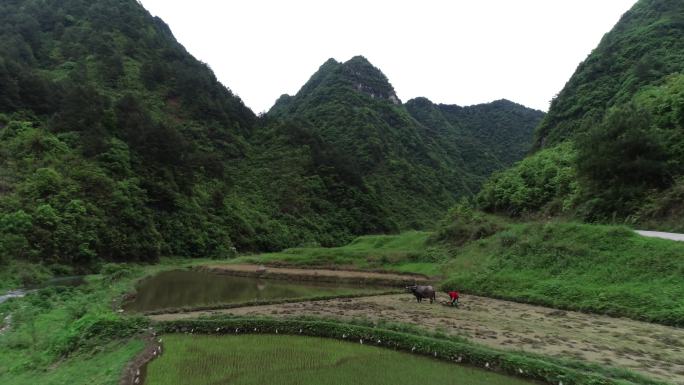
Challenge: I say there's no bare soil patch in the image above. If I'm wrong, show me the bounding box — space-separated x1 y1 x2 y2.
198 264 429 286
152 293 684 384
120 334 162 385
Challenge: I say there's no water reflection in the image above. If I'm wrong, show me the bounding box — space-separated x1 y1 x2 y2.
1 275 84 304
124 270 382 312
0 290 26 304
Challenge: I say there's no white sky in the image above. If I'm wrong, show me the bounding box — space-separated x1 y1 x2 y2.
138 0 637 113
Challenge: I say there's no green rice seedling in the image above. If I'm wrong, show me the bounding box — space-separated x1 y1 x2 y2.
145 334 536 385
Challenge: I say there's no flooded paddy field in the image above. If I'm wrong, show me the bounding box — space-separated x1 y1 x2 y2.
124 269 390 313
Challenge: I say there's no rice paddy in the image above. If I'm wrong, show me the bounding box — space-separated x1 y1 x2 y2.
124 270 385 313
144 334 535 385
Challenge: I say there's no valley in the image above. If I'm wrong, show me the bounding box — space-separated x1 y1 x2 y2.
1 0 683 384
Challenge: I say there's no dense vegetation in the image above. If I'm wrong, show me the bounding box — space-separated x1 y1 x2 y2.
481 0 684 224
267 57 543 231
476 143 580 217
478 73 684 222
0 0 258 269
406 97 543 176
535 0 684 147
0 263 155 385
0 0 542 273
146 334 533 385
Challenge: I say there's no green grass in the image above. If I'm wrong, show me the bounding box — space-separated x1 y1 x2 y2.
145 334 534 385
234 231 444 276
230 217 684 326
0 340 143 385
440 221 684 325
0 259 203 385
158 317 668 385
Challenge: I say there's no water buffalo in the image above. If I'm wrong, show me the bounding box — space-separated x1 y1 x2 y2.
406 285 436 303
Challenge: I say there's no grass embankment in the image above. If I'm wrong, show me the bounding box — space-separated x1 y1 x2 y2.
0 260 201 385
235 230 444 276
146 334 532 385
441 221 684 326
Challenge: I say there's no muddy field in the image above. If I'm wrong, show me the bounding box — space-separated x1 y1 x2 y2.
153 293 684 384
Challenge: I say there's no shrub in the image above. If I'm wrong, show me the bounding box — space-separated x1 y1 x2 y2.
431 203 504 247
476 143 580 216
100 263 134 281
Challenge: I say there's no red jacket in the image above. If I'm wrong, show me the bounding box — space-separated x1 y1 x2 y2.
448 291 459 300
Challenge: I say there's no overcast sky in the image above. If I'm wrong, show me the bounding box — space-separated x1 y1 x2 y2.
138 0 637 113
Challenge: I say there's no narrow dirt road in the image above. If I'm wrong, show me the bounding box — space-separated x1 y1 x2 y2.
198 264 428 285
636 230 684 242
152 294 684 384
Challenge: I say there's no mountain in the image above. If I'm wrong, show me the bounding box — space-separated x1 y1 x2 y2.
267 57 544 230
535 0 684 147
405 98 544 177
0 0 544 270
478 0 684 225
0 0 259 267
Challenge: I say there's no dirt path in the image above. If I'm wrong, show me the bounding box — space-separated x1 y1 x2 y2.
199 264 429 285
152 293 684 384
636 230 684 242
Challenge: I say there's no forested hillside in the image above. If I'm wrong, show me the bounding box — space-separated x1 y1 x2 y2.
535 0 684 147
267 57 543 230
406 98 543 178
0 0 262 270
0 0 542 273
478 0 684 227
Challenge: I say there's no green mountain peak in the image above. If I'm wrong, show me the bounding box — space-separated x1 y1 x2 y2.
340 56 401 104
0 0 544 266
535 0 684 147
479 0 684 225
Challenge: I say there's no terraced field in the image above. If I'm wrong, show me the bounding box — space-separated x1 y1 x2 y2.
152 293 684 384
144 334 535 385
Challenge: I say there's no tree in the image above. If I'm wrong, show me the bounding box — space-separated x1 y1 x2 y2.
576 104 672 217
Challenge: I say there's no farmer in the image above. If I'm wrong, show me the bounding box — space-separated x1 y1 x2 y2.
447 289 459 307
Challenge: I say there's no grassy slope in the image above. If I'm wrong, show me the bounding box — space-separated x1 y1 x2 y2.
242 222 684 326
235 231 444 276
441 222 684 325
0 259 210 385
145 334 533 385
1 340 143 385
